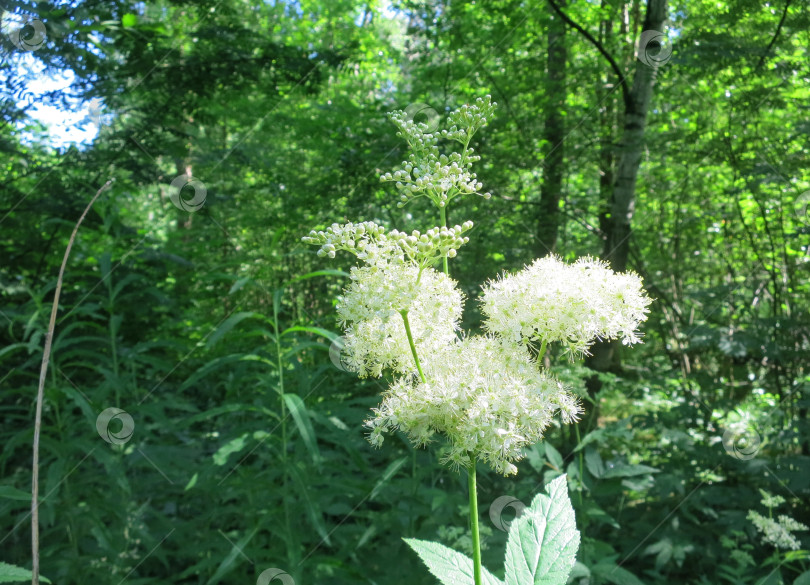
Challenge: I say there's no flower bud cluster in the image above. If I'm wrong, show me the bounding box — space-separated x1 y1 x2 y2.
386 221 474 268
383 96 496 209
302 221 474 270
443 95 497 143
302 221 403 267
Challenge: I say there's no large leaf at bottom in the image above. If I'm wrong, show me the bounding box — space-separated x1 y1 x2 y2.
0 562 51 583
504 474 580 585
404 538 503 585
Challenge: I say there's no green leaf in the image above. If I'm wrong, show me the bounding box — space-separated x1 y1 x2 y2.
228 276 251 295
283 269 350 287
206 312 258 349
504 475 580 585
288 463 332 546
0 486 32 501
121 13 137 27
283 393 321 465
369 456 408 501
0 562 52 583
404 538 503 585
205 527 258 585
584 447 605 478
212 433 249 466
184 472 198 491
602 463 659 479
280 325 338 340
794 571 810 585
591 562 646 585
545 443 564 471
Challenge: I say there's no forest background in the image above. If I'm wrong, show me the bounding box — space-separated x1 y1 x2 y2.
0 0 808 584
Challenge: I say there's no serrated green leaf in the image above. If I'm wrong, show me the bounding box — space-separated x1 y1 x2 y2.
404 538 503 585
504 475 580 585
0 562 52 583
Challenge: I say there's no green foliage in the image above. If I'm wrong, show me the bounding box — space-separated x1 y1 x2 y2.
406 476 579 585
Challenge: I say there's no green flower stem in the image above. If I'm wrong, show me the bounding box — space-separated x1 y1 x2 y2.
537 338 548 363
468 460 483 585
400 310 426 383
440 206 449 275
574 423 584 507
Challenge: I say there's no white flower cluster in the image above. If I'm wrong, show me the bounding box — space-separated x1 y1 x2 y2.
366 336 581 476
481 255 653 358
747 510 807 551
302 221 474 270
384 96 496 209
337 264 463 378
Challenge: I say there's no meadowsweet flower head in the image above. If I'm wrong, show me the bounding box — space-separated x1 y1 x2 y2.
337 264 463 377
383 96 496 209
481 254 653 358
747 510 808 551
366 335 581 475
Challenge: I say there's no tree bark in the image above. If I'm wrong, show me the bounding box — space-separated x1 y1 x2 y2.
602 0 667 273
536 0 567 257
588 0 668 372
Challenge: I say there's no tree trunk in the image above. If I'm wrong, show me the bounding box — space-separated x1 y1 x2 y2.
588 0 668 373
602 0 667 273
535 0 567 257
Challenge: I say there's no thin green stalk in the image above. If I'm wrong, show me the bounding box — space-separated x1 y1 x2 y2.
400 310 426 383
536 339 548 362
272 296 294 568
574 424 584 507
468 460 482 585
439 206 449 275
